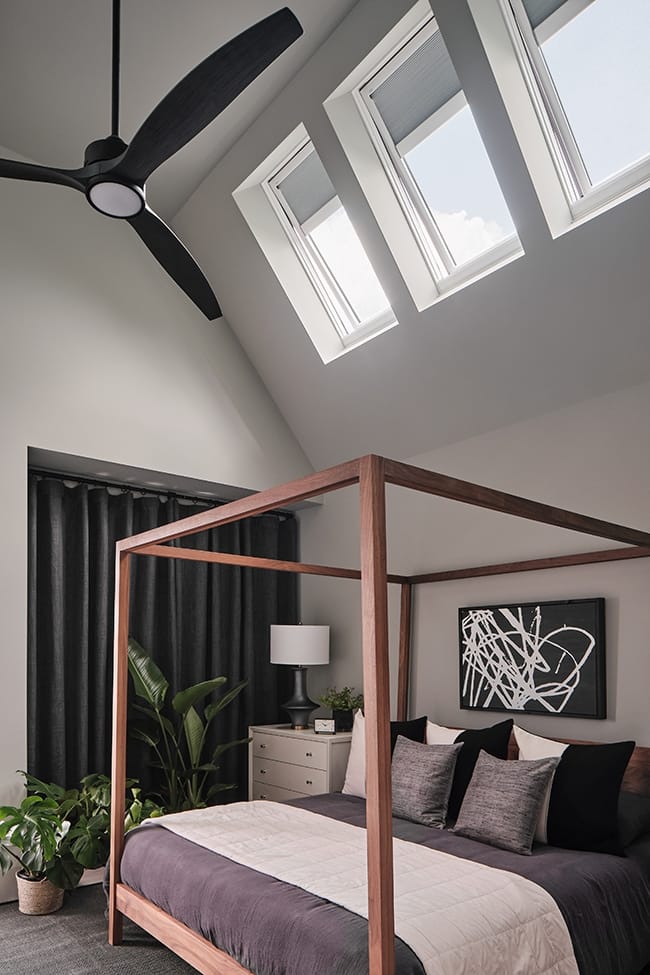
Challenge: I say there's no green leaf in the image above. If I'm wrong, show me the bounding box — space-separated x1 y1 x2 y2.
0 844 16 875
20 772 66 802
204 680 248 722
132 702 176 738
182 707 204 768
130 726 160 749
172 677 227 716
206 782 236 799
127 639 169 709
210 736 250 763
47 854 84 891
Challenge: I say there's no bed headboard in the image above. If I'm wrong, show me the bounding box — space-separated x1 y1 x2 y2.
507 734 650 798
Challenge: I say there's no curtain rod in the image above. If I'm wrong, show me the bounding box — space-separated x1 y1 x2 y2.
28 468 292 520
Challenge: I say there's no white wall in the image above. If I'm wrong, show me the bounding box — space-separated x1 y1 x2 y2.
299 381 650 743
0 167 311 899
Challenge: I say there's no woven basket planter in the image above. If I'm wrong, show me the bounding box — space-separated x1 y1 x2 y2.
16 873 64 915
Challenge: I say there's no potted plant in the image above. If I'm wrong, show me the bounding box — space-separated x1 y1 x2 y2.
318 686 363 732
128 638 250 811
23 771 165 878
0 795 83 914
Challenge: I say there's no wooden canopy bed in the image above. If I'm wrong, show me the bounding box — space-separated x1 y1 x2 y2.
108 454 650 975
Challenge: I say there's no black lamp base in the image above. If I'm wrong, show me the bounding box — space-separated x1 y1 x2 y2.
282 666 316 730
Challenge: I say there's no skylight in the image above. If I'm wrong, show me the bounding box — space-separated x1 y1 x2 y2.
404 104 517 267
359 18 521 285
270 143 394 341
509 0 650 201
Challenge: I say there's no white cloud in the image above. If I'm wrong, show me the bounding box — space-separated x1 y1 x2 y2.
434 210 506 267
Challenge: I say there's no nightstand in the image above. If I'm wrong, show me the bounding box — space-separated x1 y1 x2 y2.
248 724 353 802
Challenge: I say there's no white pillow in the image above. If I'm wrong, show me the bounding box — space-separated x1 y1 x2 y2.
426 720 460 745
342 709 366 797
514 725 568 842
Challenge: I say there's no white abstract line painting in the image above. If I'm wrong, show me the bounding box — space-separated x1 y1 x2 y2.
460 604 598 714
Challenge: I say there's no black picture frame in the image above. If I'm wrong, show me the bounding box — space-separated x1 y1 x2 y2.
458 597 606 719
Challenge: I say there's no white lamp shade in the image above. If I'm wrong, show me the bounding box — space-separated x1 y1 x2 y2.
270 625 330 666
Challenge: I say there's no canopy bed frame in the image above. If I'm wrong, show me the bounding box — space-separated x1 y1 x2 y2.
108 454 650 975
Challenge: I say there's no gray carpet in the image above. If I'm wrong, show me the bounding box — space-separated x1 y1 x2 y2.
0 885 195 974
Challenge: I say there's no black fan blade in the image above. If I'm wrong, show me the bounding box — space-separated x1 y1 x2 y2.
0 157 85 191
116 8 302 185
128 207 221 320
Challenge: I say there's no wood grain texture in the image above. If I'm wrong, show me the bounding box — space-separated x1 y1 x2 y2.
409 545 650 584
118 459 361 553
135 543 408 584
108 551 130 946
385 458 650 547
397 583 412 721
116 884 252 974
507 734 650 797
359 455 395 975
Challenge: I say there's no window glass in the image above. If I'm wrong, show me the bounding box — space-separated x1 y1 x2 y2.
363 20 519 277
404 104 517 266
537 0 650 186
308 207 391 324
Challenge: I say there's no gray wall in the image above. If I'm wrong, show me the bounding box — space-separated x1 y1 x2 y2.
0 164 311 899
299 381 650 741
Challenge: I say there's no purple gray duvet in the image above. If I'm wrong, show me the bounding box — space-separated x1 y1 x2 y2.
119 793 650 975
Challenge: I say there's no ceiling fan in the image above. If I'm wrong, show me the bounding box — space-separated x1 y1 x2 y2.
0 2 302 320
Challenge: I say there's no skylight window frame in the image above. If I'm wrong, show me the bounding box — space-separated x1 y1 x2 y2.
353 15 522 296
265 140 395 347
497 0 650 222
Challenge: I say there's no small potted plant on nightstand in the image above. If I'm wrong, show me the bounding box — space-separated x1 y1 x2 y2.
318 686 363 732
0 795 82 914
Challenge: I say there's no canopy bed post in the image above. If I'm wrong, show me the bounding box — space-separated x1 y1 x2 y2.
397 582 412 721
359 454 395 975
108 549 131 946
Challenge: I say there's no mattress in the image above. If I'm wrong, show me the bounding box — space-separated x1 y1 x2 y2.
119 792 650 975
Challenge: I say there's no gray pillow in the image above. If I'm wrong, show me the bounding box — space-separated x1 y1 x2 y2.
453 750 559 855
391 735 462 828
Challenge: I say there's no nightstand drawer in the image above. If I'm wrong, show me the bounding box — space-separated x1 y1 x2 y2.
251 781 308 802
252 757 328 795
252 733 328 770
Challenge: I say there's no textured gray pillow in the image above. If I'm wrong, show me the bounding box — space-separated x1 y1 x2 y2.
391 736 463 828
453 750 559 855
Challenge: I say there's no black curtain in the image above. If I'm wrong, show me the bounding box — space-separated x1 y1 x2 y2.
27 474 297 800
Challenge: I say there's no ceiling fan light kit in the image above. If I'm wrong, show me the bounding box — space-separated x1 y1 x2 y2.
0 2 302 319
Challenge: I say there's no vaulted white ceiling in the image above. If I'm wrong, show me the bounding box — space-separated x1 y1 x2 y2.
0 0 359 219
3 0 650 472
174 0 650 468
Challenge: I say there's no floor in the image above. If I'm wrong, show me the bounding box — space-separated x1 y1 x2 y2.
0 885 194 975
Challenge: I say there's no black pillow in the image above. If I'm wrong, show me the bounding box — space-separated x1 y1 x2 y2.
448 719 514 820
618 791 650 849
390 716 427 753
547 741 635 855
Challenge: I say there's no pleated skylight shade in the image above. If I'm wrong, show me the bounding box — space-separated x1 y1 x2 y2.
277 150 337 226
521 0 567 30
369 28 462 146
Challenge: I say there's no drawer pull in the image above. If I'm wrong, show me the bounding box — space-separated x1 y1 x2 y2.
260 794 267 799
260 769 267 775
259 743 266 749
305 751 312 757
306 780 313 785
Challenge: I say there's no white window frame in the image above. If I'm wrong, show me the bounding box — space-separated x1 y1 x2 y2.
265 141 395 345
470 0 650 236
324 2 523 313
232 125 397 365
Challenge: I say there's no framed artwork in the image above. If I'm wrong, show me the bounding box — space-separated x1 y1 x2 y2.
458 597 606 719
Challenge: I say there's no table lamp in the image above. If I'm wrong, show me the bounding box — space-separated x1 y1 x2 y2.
270 624 330 730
